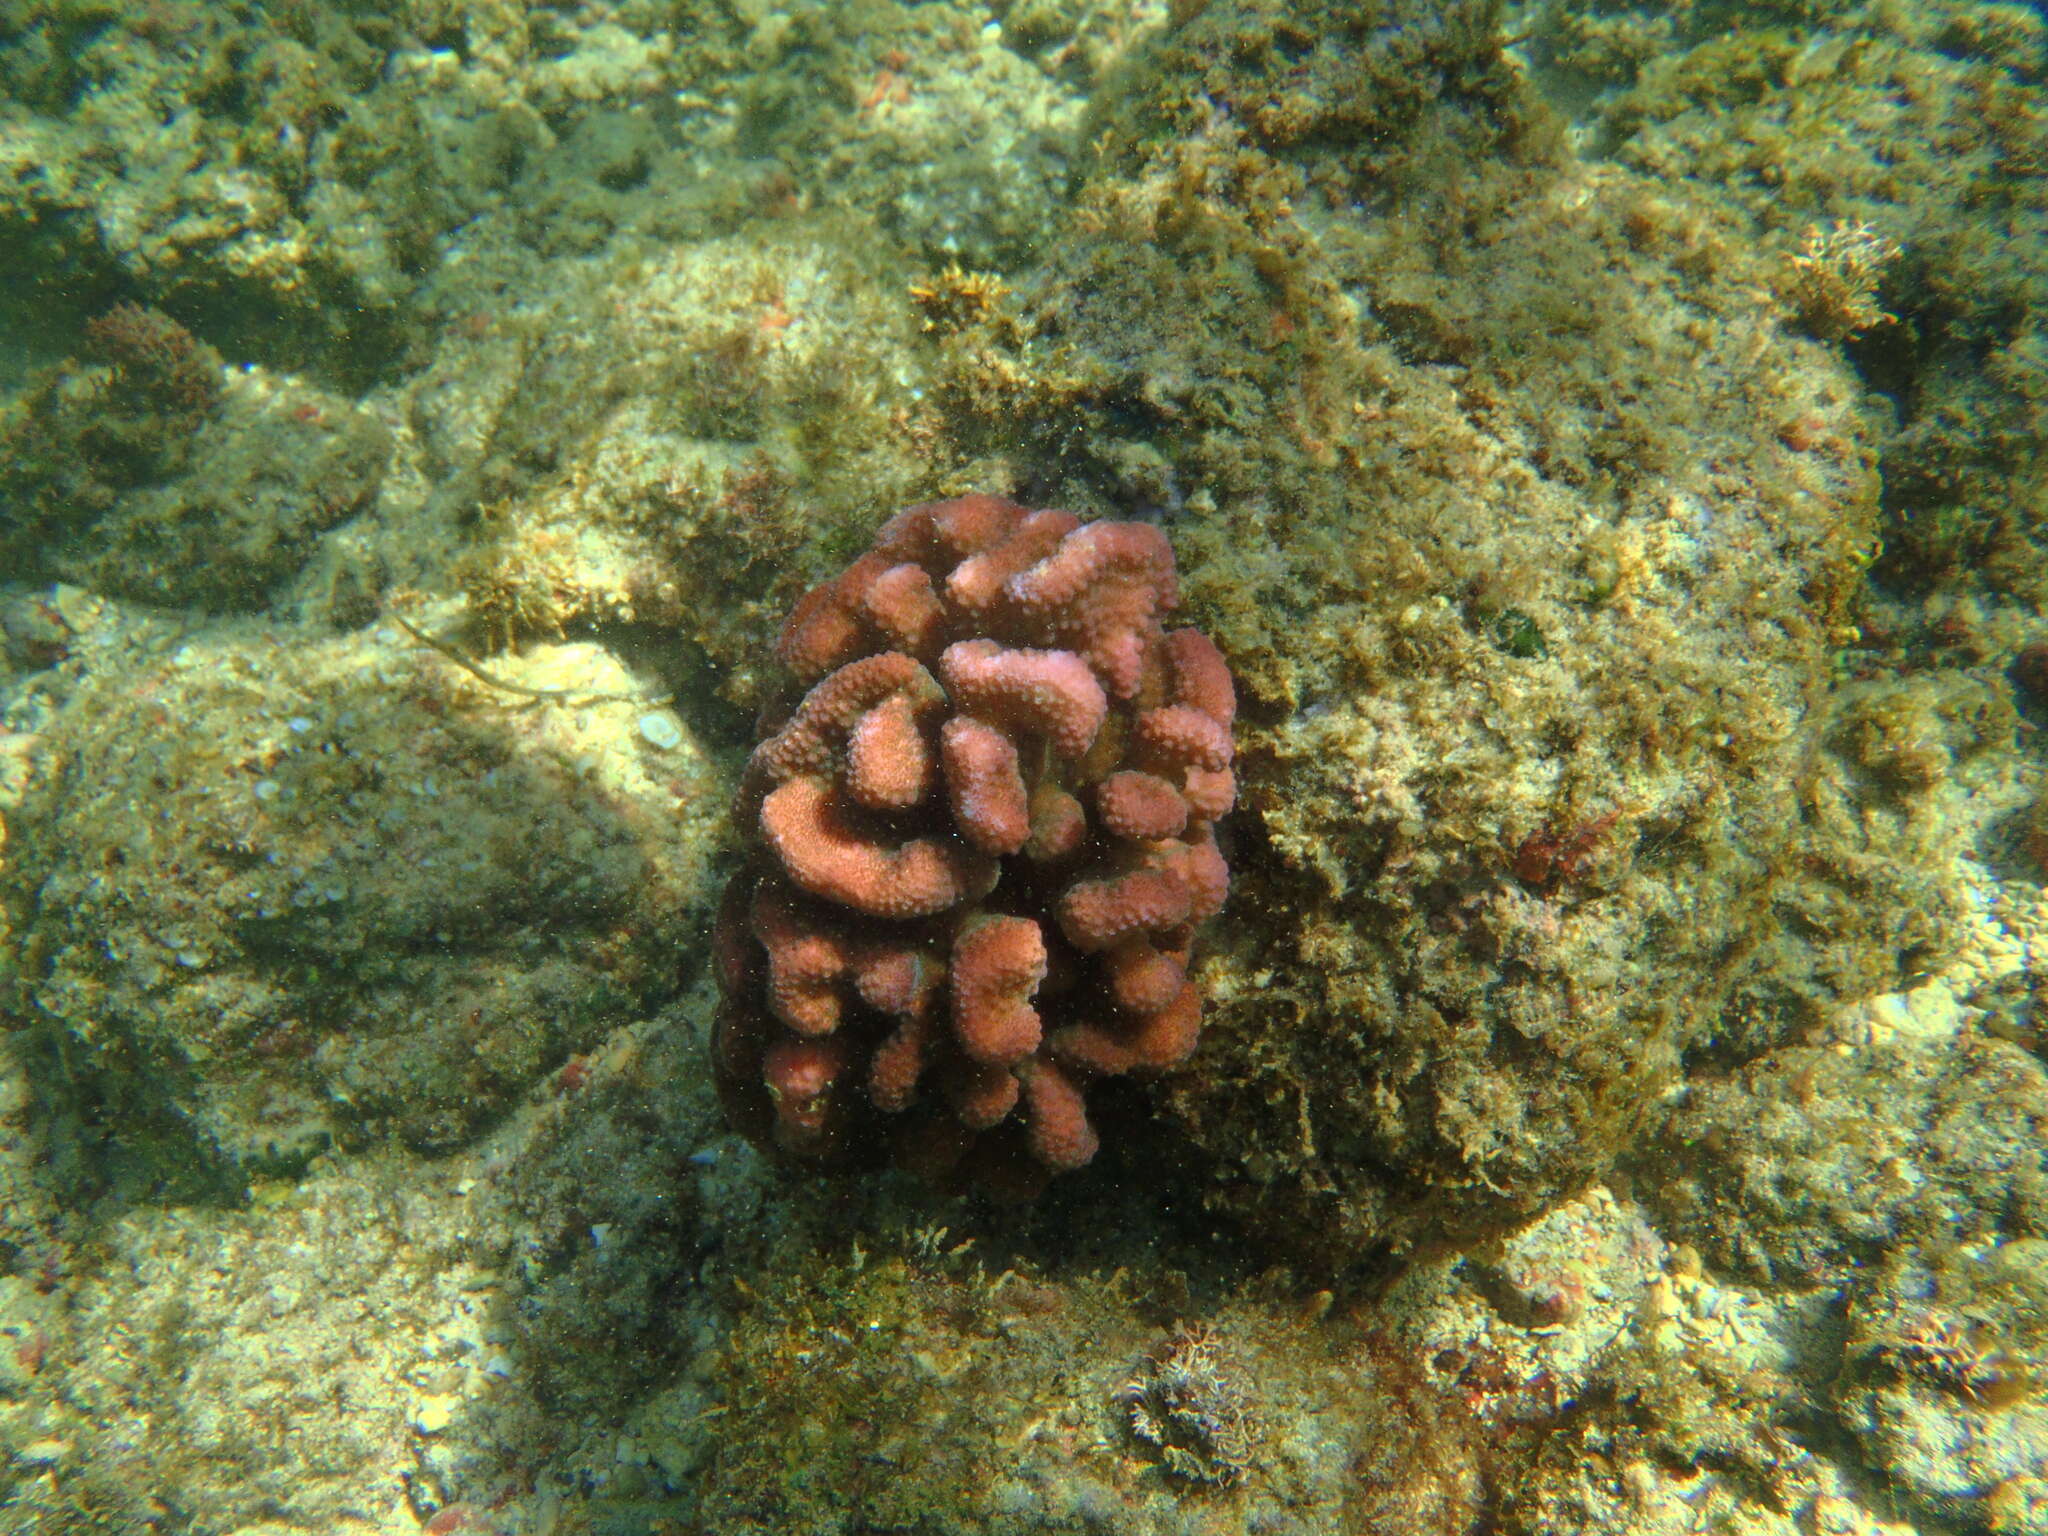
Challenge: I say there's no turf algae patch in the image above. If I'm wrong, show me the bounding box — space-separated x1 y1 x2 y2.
904 0 1935 1271
0 615 719 1186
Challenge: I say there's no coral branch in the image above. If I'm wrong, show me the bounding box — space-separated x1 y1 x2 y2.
717 496 1235 1189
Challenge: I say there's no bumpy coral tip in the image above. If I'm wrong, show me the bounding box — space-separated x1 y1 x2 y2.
940 640 1109 760
1024 784 1089 862
949 1057 1022 1129
1058 867 1194 952
927 493 1030 557
763 1034 852 1147
762 775 994 919
1097 771 1190 841
1135 705 1234 774
860 562 946 657
845 692 932 809
942 716 1031 855
775 584 864 683
1107 938 1187 1015
1166 628 1236 726
1021 1059 1099 1171
951 915 1048 1066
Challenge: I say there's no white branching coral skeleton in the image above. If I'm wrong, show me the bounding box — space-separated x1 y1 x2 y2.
1118 1323 1260 1487
1785 219 1902 341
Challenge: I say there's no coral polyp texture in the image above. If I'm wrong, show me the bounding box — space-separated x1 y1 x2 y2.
714 495 1234 1190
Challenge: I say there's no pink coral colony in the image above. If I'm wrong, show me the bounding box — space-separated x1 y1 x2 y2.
714 495 1235 1191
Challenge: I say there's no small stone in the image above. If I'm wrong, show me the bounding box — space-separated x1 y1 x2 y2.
50 585 101 631
413 1395 456 1435
637 710 685 751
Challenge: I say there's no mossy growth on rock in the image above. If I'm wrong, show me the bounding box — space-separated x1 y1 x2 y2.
0 619 720 1188
899 0 1948 1273
0 307 389 611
